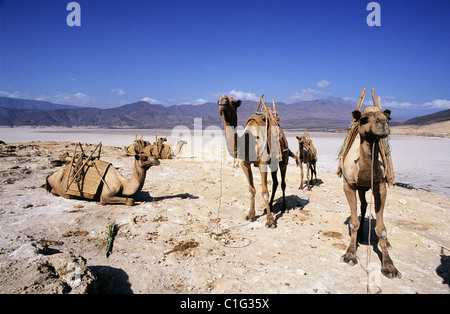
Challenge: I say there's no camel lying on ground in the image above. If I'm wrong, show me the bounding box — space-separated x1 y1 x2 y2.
43 149 160 206
340 106 401 279
126 137 186 158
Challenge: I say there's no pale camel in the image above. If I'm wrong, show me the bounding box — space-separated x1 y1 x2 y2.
295 135 318 190
340 106 401 279
218 95 293 228
43 149 160 206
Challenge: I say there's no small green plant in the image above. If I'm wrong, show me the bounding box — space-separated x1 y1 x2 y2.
105 221 118 258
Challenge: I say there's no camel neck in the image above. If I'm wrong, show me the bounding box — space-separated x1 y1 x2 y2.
359 136 379 171
222 115 238 158
127 160 147 194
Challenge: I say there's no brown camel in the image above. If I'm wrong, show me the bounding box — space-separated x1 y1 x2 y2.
218 95 293 228
340 106 401 279
126 137 177 159
295 135 318 190
43 148 160 206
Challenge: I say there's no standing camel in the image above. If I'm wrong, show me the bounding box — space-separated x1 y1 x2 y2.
43 148 160 206
295 135 318 190
340 106 400 278
218 95 293 228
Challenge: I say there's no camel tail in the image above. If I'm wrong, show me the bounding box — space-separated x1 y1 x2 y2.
288 149 299 166
289 149 295 159
41 175 52 193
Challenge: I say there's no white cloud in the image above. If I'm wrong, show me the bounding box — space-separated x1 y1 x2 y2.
228 90 259 102
0 90 29 99
423 99 450 109
191 98 208 105
290 88 328 102
1 90 97 107
380 101 415 109
52 92 97 107
110 88 126 96
316 80 331 89
141 97 158 104
382 99 450 110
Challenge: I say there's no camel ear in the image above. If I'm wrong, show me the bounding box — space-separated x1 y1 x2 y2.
232 99 241 108
384 109 392 120
352 110 361 121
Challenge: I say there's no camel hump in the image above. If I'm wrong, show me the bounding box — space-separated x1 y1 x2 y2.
63 160 112 199
361 106 383 115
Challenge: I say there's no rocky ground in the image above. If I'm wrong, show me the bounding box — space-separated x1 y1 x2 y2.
0 141 449 294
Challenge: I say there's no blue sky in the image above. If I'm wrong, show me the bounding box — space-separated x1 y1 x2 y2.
0 0 449 116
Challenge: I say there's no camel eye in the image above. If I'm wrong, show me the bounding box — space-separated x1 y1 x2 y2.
360 116 369 125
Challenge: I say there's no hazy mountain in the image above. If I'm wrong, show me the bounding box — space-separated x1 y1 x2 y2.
402 108 450 126
1 96 445 130
0 96 81 121
0 96 360 130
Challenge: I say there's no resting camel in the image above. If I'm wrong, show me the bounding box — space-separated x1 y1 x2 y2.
43 148 160 206
295 135 318 190
340 106 401 279
218 95 293 228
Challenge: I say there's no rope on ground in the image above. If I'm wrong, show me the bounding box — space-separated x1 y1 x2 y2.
212 144 252 249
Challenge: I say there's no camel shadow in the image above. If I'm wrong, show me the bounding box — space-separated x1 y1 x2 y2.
436 248 450 289
300 178 324 191
89 266 133 294
256 195 309 224
344 216 383 263
135 191 198 202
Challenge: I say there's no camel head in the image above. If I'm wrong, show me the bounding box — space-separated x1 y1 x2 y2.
218 94 241 126
135 153 160 170
296 135 306 145
296 135 312 149
352 107 391 139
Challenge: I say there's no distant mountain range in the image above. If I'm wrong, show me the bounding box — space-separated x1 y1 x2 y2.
402 108 450 126
0 96 447 130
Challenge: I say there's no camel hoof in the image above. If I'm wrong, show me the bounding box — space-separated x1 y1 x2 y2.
265 222 276 229
383 239 393 250
126 199 135 206
246 215 256 222
381 265 401 279
341 253 358 266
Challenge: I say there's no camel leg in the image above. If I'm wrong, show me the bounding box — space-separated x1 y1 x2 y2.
308 163 313 187
357 189 368 243
100 190 134 206
373 183 401 278
241 161 256 222
264 165 276 228
279 163 287 211
341 180 359 266
313 162 319 186
306 161 311 191
299 163 304 190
